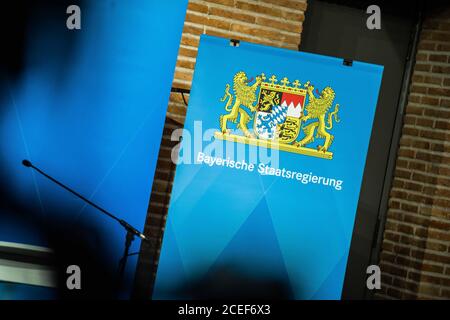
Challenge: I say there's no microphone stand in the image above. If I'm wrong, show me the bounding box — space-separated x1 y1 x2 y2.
21 159 148 295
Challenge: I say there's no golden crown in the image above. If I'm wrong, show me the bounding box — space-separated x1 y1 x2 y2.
260 73 307 95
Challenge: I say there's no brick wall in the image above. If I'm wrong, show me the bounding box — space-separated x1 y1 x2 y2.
377 8 450 299
133 0 308 297
167 0 306 122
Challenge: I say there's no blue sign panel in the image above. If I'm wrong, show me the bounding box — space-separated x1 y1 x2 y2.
0 0 187 297
154 35 383 299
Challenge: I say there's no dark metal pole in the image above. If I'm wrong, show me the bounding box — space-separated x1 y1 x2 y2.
366 6 424 299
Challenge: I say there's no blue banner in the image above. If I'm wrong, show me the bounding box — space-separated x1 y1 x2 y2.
154 35 383 299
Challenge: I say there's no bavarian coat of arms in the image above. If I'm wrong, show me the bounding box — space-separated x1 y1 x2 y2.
215 71 341 159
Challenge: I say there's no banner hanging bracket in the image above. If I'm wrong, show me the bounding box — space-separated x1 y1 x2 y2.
343 58 353 66
230 39 240 47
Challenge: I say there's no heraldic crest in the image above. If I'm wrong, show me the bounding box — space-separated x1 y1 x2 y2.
214 71 341 160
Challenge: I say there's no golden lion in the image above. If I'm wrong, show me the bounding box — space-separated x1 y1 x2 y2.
295 85 340 152
259 90 279 112
220 71 262 138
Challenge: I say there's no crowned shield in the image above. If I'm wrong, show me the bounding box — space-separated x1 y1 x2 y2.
214 72 339 160
254 78 306 142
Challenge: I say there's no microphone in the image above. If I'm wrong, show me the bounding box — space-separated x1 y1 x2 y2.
119 220 147 241
21 159 147 241
22 159 149 293
22 159 32 167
